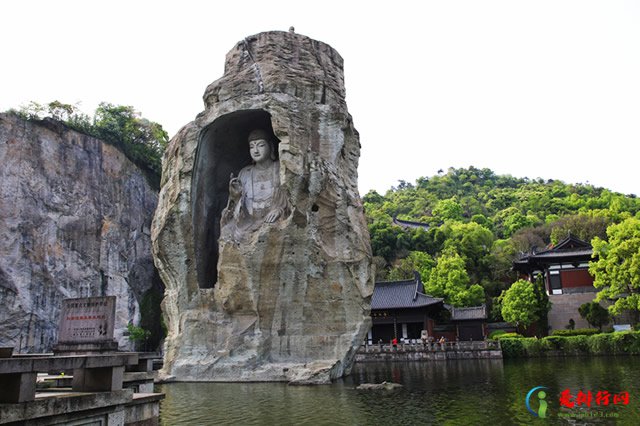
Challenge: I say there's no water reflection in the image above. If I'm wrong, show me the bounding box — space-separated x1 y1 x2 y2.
159 357 640 425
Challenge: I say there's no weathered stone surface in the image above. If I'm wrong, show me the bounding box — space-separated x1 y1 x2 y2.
152 31 373 383
356 381 403 391
0 114 162 352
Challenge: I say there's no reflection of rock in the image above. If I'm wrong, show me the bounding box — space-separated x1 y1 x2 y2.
356 381 404 391
0 114 162 352
152 31 373 383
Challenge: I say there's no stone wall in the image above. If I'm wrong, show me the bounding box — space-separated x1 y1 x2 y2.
152 31 373 384
548 291 598 331
0 114 162 352
355 342 503 362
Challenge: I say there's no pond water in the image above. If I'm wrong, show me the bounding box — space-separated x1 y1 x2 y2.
158 357 640 425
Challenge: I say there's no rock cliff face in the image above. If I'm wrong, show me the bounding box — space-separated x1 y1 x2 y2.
152 31 373 383
0 113 162 352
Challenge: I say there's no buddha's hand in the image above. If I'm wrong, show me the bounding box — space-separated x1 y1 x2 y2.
228 173 242 199
264 208 283 223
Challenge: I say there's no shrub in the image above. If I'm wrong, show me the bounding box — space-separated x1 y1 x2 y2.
488 330 507 340
496 332 524 339
500 338 526 358
506 332 640 357
544 335 589 354
126 323 151 351
579 302 610 330
522 338 553 356
543 336 564 350
550 328 600 337
563 335 590 353
610 332 634 353
588 333 613 354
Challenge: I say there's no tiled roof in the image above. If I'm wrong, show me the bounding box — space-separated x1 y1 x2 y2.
523 248 593 259
392 216 430 230
448 304 487 320
553 235 591 251
372 276 443 310
513 235 593 271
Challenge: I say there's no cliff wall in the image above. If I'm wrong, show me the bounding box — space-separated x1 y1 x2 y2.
0 113 162 352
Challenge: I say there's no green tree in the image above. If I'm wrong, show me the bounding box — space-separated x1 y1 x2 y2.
93 103 168 177
548 213 609 245
441 221 494 284
578 302 610 330
590 217 640 323
46 100 76 121
501 279 539 331
126 323 151 351
432 197 463 222
369 221 401 262
388 251 435 281
495 207 538 238
425 249 484 307
488 239 518 295
532 274 551 335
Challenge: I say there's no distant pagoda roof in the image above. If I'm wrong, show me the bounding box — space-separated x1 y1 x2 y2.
513 234 593 273
372 272 443 310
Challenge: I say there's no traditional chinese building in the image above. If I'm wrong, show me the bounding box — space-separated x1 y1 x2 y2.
368 273 443 343
448 305 488 341
513 235 597 331
368 273 488 343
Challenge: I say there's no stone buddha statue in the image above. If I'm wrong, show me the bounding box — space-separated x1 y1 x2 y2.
222 129 289 233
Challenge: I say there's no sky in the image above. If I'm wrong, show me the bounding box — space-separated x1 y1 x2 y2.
2 0 639 196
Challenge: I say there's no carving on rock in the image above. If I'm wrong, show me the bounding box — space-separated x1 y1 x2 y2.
221 129 290 241
152 31 374 384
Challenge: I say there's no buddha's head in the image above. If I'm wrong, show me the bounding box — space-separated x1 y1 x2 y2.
247 129 276 164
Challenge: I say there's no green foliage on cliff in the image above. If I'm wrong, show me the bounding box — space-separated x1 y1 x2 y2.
365 166 640 307
7 101 168 189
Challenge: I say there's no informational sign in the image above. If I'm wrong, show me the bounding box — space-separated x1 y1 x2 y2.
58 296 116 343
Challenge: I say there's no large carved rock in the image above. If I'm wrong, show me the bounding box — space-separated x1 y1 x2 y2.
0 114 162 352
152 31 373 383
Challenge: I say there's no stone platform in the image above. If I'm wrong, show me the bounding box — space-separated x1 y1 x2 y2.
0 353 163 425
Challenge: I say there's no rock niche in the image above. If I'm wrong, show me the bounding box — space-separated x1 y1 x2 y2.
152 31 373 383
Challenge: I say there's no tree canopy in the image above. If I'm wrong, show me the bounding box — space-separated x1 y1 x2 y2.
424 249 485 307
578 301 610 330
500 279 539 329
365 166 640 308
590 217 640 322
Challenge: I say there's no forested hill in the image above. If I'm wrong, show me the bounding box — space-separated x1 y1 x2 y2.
364 167 640 308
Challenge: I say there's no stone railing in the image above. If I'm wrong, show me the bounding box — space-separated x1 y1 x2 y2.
356 340 502 362
0 352 164 425
363 340 500 352
0 353 138 403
